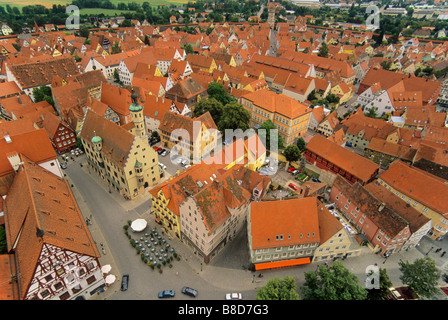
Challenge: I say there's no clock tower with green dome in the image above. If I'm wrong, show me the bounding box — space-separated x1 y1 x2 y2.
129 90 146 139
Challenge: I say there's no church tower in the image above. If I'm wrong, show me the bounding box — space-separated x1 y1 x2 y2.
267 0 276 30
129 90 146 139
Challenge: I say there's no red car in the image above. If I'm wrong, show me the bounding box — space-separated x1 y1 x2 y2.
287 167 296 173
155 147 162 152
288 183 298 190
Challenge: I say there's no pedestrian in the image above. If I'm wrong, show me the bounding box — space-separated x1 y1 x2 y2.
442 251 446 257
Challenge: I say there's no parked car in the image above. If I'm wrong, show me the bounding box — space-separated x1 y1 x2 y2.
389 288 404 300
288 183 298 190
226 293 242 300
259 169 269 176
345 142 352 147
60 163 67 169
291 169 299 175
155 147 162 152
287 166 296 173
120 274 129 291
158 290 175 298
161 150 169 157
181 286 198 297
157 148 165 155
311 177 321 183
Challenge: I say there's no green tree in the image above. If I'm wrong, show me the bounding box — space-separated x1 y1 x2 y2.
207 82 236 106
113 68 120 83
283 144 301 162
184 43 194 54
218 102 251 132
256 276 300 300
296 137 306 152
366 268 393 300
257 119 283 151
0 225 7 254
121 19 133 27
192 97 224 125
79 25 90 38
301 262 368 300
318 42 329 58
380 60 393 71
399 257 440 299
365 106 378 118
111 41 122 54
32 85 54 106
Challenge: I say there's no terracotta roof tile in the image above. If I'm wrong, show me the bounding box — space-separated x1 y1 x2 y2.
0 129 56 176
379 160 448 214
4 155 99 299
243 88 311 119
333 176 409 238
306 134 379 182
7 54 79 89
250 197 321 250
79 109 134 167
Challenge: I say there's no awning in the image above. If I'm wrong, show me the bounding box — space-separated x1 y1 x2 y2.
255 257 311 271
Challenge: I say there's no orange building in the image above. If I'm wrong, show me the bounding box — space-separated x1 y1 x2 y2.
241 89 312 146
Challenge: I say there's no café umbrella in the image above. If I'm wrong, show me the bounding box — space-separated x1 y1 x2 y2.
101 264 112 274
105 274 116 285
131 219 147 232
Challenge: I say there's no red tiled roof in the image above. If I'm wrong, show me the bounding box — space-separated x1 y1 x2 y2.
332 175 409 238
79 109 134 167
0 129 56 176
306 134 379 182
379 160 448 214
250 197 320 250
243 88 311 119
4 155 99 300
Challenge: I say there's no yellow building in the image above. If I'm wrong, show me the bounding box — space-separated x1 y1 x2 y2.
330 82 353 103
205 133 266 172
80 94 161 199
158 111 218 162
312 200 362 262
241 89 312 146
186 54 217 73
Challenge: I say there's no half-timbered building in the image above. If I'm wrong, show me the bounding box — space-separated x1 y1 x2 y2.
3 155 105 300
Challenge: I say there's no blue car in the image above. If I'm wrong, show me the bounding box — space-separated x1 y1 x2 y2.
158 290 175 298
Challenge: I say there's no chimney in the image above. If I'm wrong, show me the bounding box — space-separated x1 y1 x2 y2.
6 151 21 171
303 185 310 197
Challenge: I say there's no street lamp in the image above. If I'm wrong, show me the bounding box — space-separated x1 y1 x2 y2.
425 246 434 256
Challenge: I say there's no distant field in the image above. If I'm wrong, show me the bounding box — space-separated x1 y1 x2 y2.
0 0 191 9
79 8 132 15
0 0 68 8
